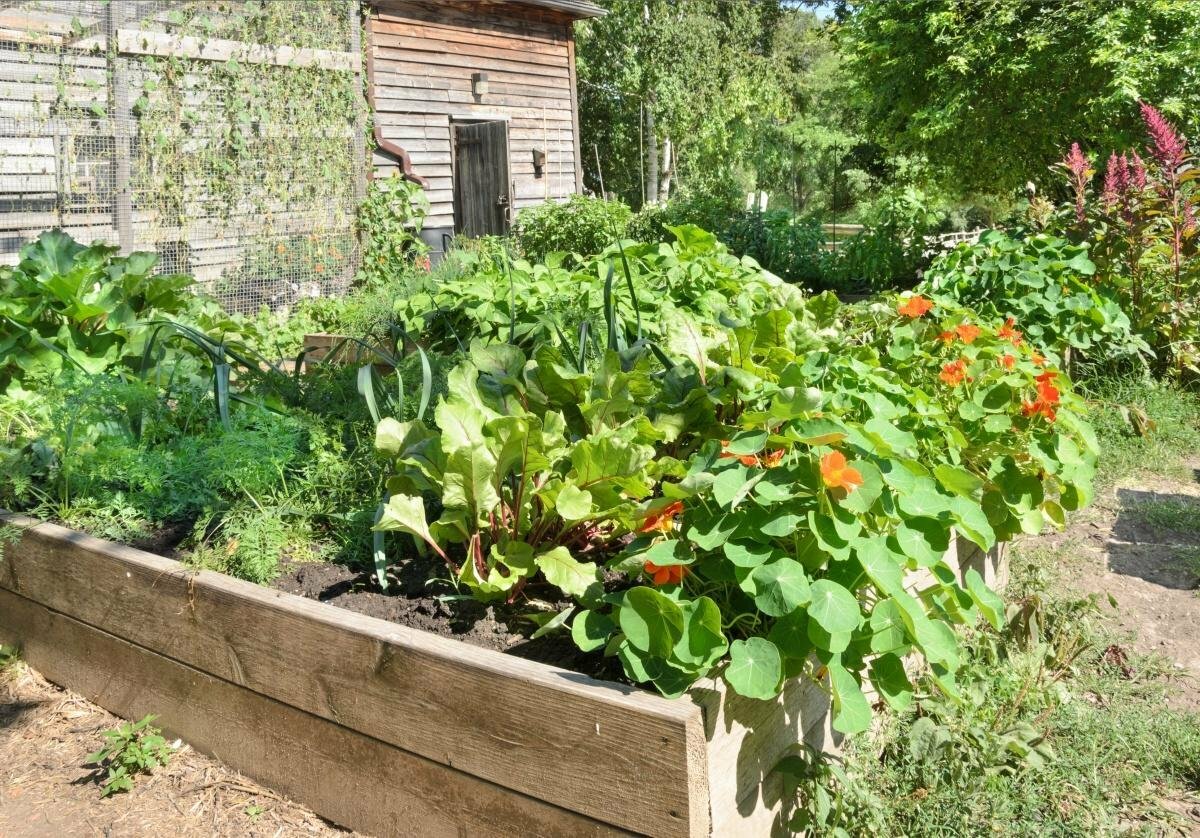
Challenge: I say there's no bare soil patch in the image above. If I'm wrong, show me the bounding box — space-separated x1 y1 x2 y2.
0 663 350 838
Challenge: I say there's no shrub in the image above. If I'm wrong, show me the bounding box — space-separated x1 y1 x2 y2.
512 194 633 261
357 174 430 288
920 230 1148 369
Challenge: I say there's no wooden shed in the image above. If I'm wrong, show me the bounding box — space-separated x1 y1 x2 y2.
366 0 605 254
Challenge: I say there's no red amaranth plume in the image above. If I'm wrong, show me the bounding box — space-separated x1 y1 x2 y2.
1062 142 1091 223
1140 101 1187 173
1130 150 1148 191
1102 152 1128 210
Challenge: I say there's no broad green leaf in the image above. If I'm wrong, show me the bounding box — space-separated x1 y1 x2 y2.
723 540 775 568
828 659 872 734
868 653 913 711
964 568 1005 630
618 587 684 657
724 430 768 455
555 484 594 522
571 609 615 652
767 610 812 660
807 580 862 634
725 638 783 700
933 464 984 499
674 596 728 668
375 494 436 548
751 559 812 617
536 547 600 598
892 517 951 567
868 598 909 654
853 538 903 595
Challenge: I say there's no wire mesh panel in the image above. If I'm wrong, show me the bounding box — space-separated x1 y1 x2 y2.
0 0 365 312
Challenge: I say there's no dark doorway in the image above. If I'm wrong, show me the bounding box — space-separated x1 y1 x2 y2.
452 119 511 237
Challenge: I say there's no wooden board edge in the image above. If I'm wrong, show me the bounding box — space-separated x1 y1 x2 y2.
0 587 632 838
0 511 695 722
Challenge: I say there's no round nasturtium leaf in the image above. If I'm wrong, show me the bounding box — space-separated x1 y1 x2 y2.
807 579 862 634
750 559 812 617
725 637 783 700
618 587 684 658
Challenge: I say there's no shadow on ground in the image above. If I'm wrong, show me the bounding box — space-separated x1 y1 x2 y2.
1107 489 1200 591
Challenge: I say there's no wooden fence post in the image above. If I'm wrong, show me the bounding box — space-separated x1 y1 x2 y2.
105 2 134 253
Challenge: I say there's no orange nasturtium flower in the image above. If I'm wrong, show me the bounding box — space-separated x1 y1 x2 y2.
1031 352 1046 367
955 323 982 344
820 451 864 493
937 330 956 344
1000 353 1016 370
644 560 687 586
897 295 934 318
997 317 1023 346
720 440 760 467
760 448 786 469
939 359 969 386
640 501 684 534
1022 373 1061 421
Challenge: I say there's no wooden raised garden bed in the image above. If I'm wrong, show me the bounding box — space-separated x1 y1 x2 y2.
0 512 1006 837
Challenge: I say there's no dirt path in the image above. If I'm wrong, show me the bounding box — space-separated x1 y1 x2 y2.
0 664 350 838
1034 458 1200 712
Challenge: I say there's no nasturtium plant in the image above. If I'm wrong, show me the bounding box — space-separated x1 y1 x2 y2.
374 289 1098 737
920 230 1149 366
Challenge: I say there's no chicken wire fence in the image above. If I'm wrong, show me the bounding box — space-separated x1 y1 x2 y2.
0 0 366 313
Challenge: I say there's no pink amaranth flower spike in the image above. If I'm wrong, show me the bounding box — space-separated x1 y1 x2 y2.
1062 142 1091 223
1102 152 1128 211
1140 101 1187 173
1130 150 1148 191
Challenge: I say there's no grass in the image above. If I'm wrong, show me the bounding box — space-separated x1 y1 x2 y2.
1129 497 1200 536
1083 375 1200 485
803 540 1200 837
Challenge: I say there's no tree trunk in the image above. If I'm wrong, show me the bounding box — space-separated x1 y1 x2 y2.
644 95 659 206
659 135 673 202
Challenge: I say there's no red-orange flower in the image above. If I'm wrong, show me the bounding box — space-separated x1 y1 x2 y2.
820 451 863 493
939 359 969 386
897 295 934 318
955 323 981 344
997 317 1023 346
760 448 786 469
719 440 761 467
937 330 956 344
1031 352 1046 367
999 354 1016 369
644 560 687 586
1022 374 1061 422
640 501 684 534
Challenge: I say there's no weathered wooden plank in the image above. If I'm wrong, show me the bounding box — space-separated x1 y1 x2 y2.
117 29 357 72
373 17 567 53
373 45 570 80
0 588 632 838
372 61 573 94
375 86 574 112
375 3 570 43
372 32 568 69
374 71 574 101
0 514 708 838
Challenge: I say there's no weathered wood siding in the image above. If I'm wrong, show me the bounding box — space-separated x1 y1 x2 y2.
370 0 582 237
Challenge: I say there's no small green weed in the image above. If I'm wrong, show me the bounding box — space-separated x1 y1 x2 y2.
0 643 19 672
86 714 176 797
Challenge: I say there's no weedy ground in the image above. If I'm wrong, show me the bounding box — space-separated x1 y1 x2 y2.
812 379 1200 837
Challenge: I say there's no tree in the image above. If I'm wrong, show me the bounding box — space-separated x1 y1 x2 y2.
575 0 792 207
841 0 1200 198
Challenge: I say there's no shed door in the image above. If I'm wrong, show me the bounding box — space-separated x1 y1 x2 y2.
452 120 511 237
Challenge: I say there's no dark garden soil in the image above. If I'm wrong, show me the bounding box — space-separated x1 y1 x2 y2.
270 551 626 683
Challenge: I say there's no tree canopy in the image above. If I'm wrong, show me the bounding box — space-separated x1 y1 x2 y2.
841 0 1200 197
